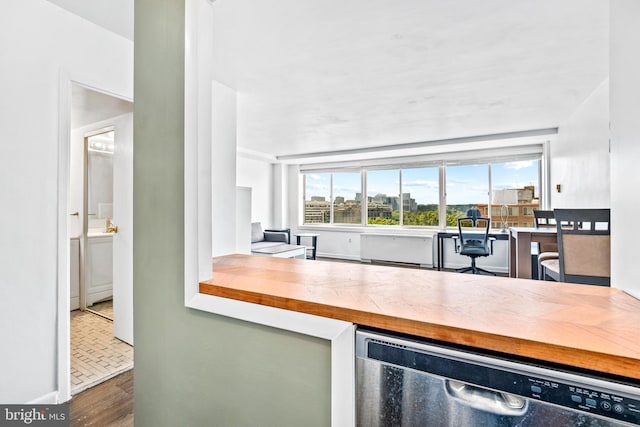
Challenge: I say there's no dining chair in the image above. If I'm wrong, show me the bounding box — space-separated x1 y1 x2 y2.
533 209 559 280
454 216 496 275
540 208 610 286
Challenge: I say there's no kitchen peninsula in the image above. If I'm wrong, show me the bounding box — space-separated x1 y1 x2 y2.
198 255 640 424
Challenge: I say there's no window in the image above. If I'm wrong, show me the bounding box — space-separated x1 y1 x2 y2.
366 169 400 225
299 149 544 229
332 172 361 224
303 173 331 224
489 160 540 228
445 164 489 227
402 167 439 227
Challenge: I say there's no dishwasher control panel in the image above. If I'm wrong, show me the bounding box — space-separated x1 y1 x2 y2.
525 376 640 424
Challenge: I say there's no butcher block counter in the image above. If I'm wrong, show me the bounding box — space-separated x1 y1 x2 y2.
199 254 640 381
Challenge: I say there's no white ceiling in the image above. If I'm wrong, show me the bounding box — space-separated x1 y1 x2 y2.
71 85 133 129
46 0 133 40
50 0 609 160
211 0 608 159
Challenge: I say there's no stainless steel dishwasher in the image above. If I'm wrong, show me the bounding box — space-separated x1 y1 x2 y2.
356 329 640 426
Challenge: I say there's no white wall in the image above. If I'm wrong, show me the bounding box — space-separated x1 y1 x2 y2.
272 163 288 229
0 0 132 403
299 229 363 261
212 81 238 256
610 0 640 297
550 79 610 208
235 186 252 253
237 154 274 227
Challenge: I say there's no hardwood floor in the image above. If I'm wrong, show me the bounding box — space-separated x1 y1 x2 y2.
70 369 133 427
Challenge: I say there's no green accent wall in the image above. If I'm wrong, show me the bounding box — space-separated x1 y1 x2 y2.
132 1 332 425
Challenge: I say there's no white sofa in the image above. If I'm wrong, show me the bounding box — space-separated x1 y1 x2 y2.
250 222 289 251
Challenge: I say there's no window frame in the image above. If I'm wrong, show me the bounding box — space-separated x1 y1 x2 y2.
299 146 545 230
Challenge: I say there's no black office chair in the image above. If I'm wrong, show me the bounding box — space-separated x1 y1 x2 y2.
540 208 610 286
466 208 482 226
455 216 496 275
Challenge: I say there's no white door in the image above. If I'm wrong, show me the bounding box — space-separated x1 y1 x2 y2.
112 113 134 345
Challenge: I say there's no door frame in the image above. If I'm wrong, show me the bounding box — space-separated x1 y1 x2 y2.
56 73 132 403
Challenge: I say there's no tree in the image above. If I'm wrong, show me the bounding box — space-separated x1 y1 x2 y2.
368 217 399 225
446 211 465 226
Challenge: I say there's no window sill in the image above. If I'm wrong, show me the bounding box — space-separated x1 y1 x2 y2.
297 224 442 236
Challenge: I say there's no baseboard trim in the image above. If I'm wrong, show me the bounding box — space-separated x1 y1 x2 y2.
316 252 360 261
28 390 61 404
624 289 640 301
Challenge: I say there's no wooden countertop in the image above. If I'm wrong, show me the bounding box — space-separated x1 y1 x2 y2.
200 254 640 381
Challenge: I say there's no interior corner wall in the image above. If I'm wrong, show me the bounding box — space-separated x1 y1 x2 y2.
287 164 302 233
610 0 640 296
0 0 132 403
272 163 288 228
133 1 331 426
237 155 273 227
212 81 237 256
550 79 610 208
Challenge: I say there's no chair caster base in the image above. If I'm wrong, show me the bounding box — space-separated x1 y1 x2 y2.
457 266 496 275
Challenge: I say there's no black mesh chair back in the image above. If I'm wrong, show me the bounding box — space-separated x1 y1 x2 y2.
456 216 495 275
465 208 482 226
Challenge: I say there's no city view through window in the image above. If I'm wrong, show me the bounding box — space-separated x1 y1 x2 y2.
303 159 540 228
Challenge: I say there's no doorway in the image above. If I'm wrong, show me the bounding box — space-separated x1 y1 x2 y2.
69 84 134 394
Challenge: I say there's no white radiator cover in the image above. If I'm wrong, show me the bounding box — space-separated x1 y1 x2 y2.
360 234 433 267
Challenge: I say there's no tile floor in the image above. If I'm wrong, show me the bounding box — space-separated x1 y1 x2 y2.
70 300 133 395
86 298 114 319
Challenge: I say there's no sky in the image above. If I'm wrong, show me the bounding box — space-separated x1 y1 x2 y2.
305 160 539 205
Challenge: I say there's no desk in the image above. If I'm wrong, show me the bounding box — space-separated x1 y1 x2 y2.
436 230 509 271
509 227 557 279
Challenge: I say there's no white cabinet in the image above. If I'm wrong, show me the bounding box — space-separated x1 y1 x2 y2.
70 238 80 310
86 234 113 306
360 234 433 268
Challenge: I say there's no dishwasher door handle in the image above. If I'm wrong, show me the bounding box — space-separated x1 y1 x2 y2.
445 380 528 416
